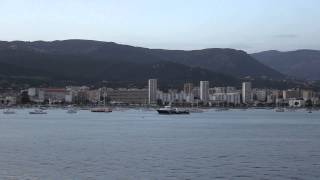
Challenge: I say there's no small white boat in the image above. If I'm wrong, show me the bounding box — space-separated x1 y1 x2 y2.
29 109 47 114
67 108 77 114
3 109 16 114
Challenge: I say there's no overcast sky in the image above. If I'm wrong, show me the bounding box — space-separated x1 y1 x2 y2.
0 0 319 52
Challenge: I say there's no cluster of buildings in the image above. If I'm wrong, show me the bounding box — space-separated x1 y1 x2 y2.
0 79 319 107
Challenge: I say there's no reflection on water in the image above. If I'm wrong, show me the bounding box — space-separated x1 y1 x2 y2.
0 109 319 179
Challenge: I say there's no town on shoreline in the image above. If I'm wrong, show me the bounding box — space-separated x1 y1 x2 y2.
1 79 319 109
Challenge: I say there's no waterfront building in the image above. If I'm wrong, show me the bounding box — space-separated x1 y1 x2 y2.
266 89 282 104
28 88 38 97
213 87 226 93
210 92 241 105
242 82 252 104
31 88 68 103
283 89 300 100
66 86 90 104
302 89 314 101
0 95 17 106
226 86 237 93
254 89 267 102
107 88 148 105
148 79 158 104
208 88 215 95
184 93 194 103
192 87 200 99
183 83 193 95
157 91 171 104
200 81 209 102
87 89 102 104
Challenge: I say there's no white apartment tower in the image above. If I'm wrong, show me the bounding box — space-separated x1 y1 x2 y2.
148 79 158 104
242 82 252 104
200 81 209 102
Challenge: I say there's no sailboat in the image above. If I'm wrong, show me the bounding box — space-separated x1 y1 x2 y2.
3 109 16 114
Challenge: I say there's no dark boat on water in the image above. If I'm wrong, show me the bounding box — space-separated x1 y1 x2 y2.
91 107 112 113
157 106 190 115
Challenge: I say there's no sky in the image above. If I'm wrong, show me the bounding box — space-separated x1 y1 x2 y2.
0 0 319 53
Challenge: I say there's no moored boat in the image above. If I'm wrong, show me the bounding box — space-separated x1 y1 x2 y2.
275 108 285 112
67 108 78 114
3 109 16 114
29 109 47 114
91 107 112 113
157 106 189 115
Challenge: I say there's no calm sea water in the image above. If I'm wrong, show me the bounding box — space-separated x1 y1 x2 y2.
0 108 319 180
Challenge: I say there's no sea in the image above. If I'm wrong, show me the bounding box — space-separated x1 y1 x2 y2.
0 108 319 180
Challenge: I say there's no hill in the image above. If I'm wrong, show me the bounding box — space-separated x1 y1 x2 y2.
252 50 320 80
0 40 284 79
0 49 238 89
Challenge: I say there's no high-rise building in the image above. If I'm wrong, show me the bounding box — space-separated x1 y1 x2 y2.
200 81 209 102
148 79 157 104
242 82 252 104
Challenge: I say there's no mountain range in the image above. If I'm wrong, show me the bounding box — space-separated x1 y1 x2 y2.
252 50 320 80
0 39 315 89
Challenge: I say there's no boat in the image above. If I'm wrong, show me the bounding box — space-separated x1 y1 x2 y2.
3 109 16 114
67 108 77 114
157 106 189 115
91 107 112 113
275 108 285 112
39 106 48 110
29 109 47 114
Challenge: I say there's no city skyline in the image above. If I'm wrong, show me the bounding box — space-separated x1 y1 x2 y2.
1 78 318 108
1 0 320 53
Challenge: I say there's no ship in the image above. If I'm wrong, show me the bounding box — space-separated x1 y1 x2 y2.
91 107 112 113
157 106 189 115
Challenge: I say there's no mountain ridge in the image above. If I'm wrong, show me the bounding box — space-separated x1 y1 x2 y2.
0 39 284 79
252 49 320 80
